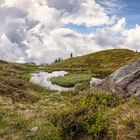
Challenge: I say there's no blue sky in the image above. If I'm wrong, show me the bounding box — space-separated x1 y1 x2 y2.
67 0 140 33
106 0 140 27
120 0 140 28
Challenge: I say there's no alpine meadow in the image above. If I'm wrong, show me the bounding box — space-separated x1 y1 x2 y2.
0 0 140 140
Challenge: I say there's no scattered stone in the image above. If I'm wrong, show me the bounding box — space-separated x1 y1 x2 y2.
90 78 102 86
30 127 39 132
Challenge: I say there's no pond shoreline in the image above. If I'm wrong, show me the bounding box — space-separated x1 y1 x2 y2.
30 71 74 91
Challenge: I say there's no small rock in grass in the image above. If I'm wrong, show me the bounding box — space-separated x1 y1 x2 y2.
30 127 39 132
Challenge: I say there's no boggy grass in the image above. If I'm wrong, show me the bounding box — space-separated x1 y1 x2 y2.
50 73 91 87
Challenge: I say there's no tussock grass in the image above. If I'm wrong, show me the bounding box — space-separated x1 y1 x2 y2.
50 74 91 87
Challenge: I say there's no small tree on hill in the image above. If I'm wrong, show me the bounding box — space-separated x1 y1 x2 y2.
58 58 61 62
55 59 58 63
70 53 73 58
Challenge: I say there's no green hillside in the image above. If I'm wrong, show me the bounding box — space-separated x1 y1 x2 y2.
0 49 140 140
0 60 39 102
46 49 140 78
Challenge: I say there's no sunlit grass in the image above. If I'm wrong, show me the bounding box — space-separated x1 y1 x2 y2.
50 74 91 87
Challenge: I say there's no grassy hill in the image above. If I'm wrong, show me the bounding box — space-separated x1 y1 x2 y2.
0 49 140 140
0 60 39 102
46 49 140 78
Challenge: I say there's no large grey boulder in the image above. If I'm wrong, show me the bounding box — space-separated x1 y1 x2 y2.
97 60 140 97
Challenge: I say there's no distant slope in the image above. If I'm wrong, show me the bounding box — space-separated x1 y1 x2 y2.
46 49 140 78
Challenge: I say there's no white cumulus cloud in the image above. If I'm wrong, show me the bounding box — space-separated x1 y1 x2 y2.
0 0 139 64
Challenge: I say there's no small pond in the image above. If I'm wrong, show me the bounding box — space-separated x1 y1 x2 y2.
30 71 74 91
30 71 102 91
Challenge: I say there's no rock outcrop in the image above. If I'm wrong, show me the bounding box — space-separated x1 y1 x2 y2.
96 60 140 98
90 78 103 86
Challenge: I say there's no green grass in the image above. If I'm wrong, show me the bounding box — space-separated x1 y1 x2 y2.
0 118 8 129
1 49 140 140
0 60 69 139
53 90 140 140
0 60 41 102
46 49 140 78
50 74 91 87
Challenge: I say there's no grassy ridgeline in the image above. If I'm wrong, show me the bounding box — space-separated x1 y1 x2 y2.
46 49 140 78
